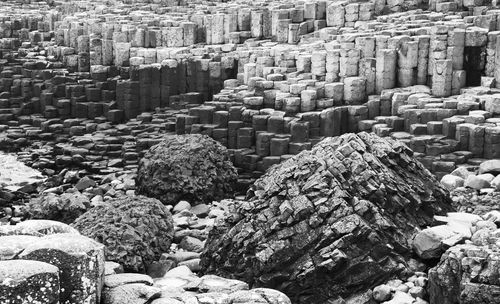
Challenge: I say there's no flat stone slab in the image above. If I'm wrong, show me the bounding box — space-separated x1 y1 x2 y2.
0 235 40 260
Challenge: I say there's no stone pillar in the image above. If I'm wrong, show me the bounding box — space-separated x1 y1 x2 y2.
376 49 396 93
432 59 452 97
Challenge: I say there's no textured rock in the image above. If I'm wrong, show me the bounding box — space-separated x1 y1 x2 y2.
478 160 500 175
201 132 453 303
103 283 162 304
412 225 467 259
0 259 60 304
72 196 174 272
441 175 465 191
428 232 500 304
0 219 80 236
18 233 105 304
0 235 40 260
24 192 91 224
136 134 237 205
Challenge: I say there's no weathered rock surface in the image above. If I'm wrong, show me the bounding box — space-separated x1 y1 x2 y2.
18 233 105 304
429 229 500 304
136 134 237 205
0 219 80 236
72 195 174 272
0 259 60 304
24 192 91 224
201 132 453 303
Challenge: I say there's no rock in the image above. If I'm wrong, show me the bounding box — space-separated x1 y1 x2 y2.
428 237 500 304
18 233 105 304
0 219 80 236
478 159 500 175
409 286 426 299
450 167 475 180
104 273 154 288
75 176 96 191
0 259 60 304
197 274 249 293
191 203 210 218
483 210 500 224
173 201 191 213
136 134 237 206
491 175 500 190
163 251 201 264
179 236 204 253
251 288 292 304
373 284 392 302
440 174 464 191
105 261 124 276
382 291 414 304
163 265 195 278
178 258 201 272
0 235 40 260
24 192 91 224
464 174 492 190
72 196 174 272
412 225 467 259
201 133 453 303
146 260 176 278
103 283 162 304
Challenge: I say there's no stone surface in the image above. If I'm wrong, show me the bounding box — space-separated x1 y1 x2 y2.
18 233 105 304
429 231 500 304
24 192 91 224
0 219 80 236
0 259 60 304
202 132 453 303
72 196 174 272
136 134 237 205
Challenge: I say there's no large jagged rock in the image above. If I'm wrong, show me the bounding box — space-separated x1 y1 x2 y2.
201 132 453 303
136 134 237 205
24 192 91 224
428 228 500 304
72 196 174 272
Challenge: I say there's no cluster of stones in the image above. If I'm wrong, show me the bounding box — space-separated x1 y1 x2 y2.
0 219 292 304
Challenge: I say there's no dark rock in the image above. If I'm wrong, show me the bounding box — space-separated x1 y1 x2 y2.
24 192 91 224
201 132 453 303
71 196 174 272
136 134 237 205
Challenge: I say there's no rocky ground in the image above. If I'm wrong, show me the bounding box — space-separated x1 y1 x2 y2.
1 0 500 303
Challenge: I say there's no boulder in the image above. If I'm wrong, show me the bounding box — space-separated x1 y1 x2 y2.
18 233 105 304
201 132 453 303
24 192 91 224
464 174 493 190
429 230 500 304
136 134 237 205
412 225 466 259
103 283 162 304
441 175 465 191
72 196 174 272
478 159 500 175
0 259 60 304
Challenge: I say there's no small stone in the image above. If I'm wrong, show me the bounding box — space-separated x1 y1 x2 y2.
190 204 210 218
104 261 124 276
173 201 191 213
104 273 154 288
373 284 392 302
75 176 96 191
179 236 204 253
178 258 201 272
409 286 426 299
478 160 500 175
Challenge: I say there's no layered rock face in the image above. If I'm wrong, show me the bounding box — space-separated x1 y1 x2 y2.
136 134 238 205
72 196 174 272
201 132 453 303
428 225 500 304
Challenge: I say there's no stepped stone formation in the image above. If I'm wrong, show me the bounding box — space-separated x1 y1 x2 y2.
201 132 453 303
2 0 500 303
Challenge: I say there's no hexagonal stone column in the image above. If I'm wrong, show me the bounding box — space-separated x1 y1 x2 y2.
0 259 60 304
19 233 105 304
